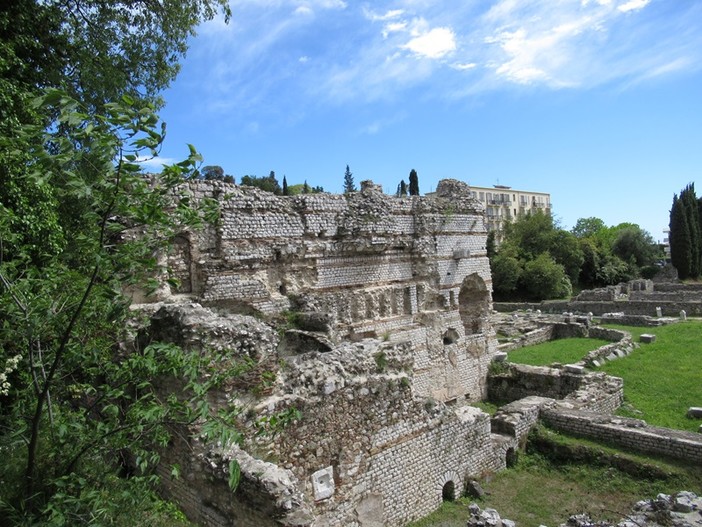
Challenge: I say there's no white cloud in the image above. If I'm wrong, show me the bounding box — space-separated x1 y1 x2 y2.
402 26 456 59
186 0 702 115
295 5 313 16
363 7 404 21
618 0 650 13
134 156 177 169
451 62 477 71
382 22 407 38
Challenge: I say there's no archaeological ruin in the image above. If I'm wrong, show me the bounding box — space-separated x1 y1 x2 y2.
131 178 701 526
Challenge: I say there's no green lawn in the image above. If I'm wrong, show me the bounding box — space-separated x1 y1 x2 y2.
599 321 702 432
406 429 702 527
507 338 610 366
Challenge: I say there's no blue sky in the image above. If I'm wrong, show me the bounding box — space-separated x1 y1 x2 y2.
154 0 702 242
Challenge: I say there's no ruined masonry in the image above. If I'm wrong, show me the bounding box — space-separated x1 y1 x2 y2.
139 179 509 526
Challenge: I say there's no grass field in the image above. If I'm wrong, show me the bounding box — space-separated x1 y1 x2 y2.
406 428 702 527
507 337 610 366
599 320 702 432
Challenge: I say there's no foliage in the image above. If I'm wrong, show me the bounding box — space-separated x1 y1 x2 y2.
611 225 658 268
571 217 606 239
0 92 235 523
240 171 282 195
199 165 234 183
519 253 572 300
374 352 388 372
490 252 522 296
409 169 419 196
669 184 702 279
282 175 289 195
343 164 356 193
490 210 660 300
600 321 702 432
396 179 408 197
0 0 230 114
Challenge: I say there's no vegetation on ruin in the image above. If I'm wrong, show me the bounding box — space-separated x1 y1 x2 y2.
406 426 702 527
506 337 611 366
490 212 662 302
599 321 702 432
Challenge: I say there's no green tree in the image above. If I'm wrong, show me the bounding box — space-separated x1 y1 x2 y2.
486 231 497 259
240 172 282 194
200 165 234 183
283 175 289 195
611 225 657 269
548 230 584 284
571 217 607 239
520 253 572 300
490 251 522 297
670 193 693 279
0 92 238 523
409 169 419 196
343 165 356 193
681 184 701 277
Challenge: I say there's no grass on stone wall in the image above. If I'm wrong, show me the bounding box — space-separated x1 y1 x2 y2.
599 320 702 432
405 427 702 527
506 338 610 366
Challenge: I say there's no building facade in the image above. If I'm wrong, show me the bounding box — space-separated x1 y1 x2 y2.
469 184 551 243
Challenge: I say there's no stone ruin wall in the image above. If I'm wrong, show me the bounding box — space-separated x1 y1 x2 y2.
164 178 497 404
141 179 505 526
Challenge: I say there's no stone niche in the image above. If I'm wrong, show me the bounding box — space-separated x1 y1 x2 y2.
141 178 501 527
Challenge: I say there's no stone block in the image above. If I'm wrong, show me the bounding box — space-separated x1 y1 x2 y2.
639 334 656 344
564 364 585 375
493 352 508 362
687 407 702 419
311 466 335 501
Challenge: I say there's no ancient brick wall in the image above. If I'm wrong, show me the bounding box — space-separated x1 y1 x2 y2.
542 408 702 464
142 179 503 526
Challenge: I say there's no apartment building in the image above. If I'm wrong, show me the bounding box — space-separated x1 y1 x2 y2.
470 184 551 243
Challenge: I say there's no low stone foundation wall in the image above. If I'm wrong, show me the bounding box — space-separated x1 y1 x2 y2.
491 396 554 444
495 300 702 317
487 364 623 414
579 327 635 368
542 407 702 465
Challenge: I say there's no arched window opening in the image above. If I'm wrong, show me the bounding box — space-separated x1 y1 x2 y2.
458 273 489 336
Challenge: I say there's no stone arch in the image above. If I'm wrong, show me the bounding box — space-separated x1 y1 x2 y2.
442 481 455 502
437 470 461 503
458 273 489 336
443 328 460 345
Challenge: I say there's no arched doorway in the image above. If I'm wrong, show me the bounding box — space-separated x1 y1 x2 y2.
458 273 489 336
442 480 456 502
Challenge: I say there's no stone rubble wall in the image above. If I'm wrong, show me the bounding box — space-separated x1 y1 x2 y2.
542 408 702 464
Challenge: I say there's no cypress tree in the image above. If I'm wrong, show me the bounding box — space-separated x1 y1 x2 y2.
408 169 419 196
678 184 701 278
343 165 356 193
669 194 692 279
282 175 289 196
